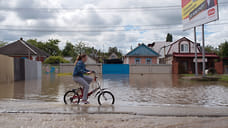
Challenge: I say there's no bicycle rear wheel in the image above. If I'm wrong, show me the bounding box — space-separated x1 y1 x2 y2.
64 91 80 104
98 91 115 105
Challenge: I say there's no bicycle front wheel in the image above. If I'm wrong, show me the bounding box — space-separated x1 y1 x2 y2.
98 91 115 105
64 91 80 104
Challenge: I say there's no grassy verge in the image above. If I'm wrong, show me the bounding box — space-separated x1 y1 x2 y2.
181 74 195 77
57 72 91 77
181 74 228 82
57 72 72 76
220 75 228 82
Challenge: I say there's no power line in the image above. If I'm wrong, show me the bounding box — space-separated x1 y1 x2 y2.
0 21 227 29
0 23 183 29
0 23 227 33
0 27 181 33
0 2 227 12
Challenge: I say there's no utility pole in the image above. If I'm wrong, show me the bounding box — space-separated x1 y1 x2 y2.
103 44 104 63
202 24 206 77
194 27 198 76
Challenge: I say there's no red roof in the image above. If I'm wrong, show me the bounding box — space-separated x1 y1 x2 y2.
173 53 219 58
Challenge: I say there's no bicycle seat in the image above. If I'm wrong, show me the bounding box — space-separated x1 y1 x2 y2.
72 87 83 92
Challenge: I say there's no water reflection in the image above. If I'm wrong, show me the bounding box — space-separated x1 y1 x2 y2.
103 74 228 106
0 74 228 107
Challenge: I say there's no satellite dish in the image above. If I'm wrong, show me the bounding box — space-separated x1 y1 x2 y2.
151 42 155 47
148 42 155 48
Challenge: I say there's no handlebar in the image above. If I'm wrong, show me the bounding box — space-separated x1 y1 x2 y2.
91 71 97 81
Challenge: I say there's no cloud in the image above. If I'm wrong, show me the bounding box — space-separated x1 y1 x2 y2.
0 15 5 22
0 0 227 53
14 0 57 20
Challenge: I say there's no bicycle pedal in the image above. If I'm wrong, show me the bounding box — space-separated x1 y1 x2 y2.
70 97 73 102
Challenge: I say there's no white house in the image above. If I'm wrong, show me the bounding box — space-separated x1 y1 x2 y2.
108 53 118 59
151 37 201 64
85 56 97 64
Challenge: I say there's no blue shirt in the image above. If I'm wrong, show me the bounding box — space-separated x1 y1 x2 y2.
73 60 90 77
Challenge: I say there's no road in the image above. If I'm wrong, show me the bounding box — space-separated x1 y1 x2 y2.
0 100 228 128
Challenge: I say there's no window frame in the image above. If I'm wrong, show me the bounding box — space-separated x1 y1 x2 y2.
180 44 189 53
135 58 141 64
146 58 152 64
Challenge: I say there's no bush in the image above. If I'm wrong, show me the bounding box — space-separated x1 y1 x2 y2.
44 56 70 64
208 68 217 75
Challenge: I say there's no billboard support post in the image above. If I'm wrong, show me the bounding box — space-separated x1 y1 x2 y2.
194 27 198 76
202 24 206 77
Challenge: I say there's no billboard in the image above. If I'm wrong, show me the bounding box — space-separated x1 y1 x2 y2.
182 0 219 30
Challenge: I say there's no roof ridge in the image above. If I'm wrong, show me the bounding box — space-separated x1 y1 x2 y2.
19 40 37 54
142 44 160 56
25 41 50 56
125 44 159 56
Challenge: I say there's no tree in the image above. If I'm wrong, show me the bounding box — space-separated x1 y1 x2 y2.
108 47 118 53
85 46 97 56
205 45 218 53
44 39 62 56
218 41 228 57
166 33 173 42
43 56 70 64
27 39 45 50
62 42 75 57
74 41 86 55
27 39 61 56
0 41 7 47
108 47 122 58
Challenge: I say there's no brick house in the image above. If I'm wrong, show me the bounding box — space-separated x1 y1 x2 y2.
150 37 223 74
152 37 221 74
0 38 49 62
223 57 228 74
124 44 159 64
172 52 220 74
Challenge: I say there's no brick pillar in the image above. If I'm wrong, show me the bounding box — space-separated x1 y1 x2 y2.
215 61 224 74
172 61 179 74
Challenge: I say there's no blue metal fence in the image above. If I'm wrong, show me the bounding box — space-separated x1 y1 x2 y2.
102 64 129 74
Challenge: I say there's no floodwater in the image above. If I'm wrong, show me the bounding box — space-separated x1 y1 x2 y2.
0 74 228 107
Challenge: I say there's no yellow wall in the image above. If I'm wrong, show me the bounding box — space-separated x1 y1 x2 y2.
0 54 14 82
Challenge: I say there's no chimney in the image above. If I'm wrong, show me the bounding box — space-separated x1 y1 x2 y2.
138 43 141 46
20 37 23 40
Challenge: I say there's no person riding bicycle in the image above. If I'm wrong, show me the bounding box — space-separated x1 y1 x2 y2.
73 54 94 104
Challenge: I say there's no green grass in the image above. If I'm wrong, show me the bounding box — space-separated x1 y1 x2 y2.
181 74 195 77
57 72 90 77
181 74 228 82
220 75 228 82
57 72 72 76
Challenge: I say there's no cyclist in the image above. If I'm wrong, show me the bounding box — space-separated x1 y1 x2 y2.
73 54 93 104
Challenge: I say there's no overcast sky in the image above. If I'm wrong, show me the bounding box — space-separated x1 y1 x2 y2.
0 0 227 53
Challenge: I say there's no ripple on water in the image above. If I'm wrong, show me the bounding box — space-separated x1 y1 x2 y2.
0 74 228 107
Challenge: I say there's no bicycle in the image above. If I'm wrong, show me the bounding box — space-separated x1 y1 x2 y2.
63 73 115 105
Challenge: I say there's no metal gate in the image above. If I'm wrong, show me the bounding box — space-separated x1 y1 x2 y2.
102 64 129 74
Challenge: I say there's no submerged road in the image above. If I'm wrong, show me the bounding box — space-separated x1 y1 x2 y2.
0 100 228 128
1 100 228 117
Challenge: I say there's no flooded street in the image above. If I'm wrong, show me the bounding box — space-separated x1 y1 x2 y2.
0 74 228 107
1 113 228 128
1 74 228 128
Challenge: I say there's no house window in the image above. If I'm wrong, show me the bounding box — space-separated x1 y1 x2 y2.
180 44 189 52
146 58 152 64
135 58 141 64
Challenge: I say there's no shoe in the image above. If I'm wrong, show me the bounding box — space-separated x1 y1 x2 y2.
81 100 90 104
